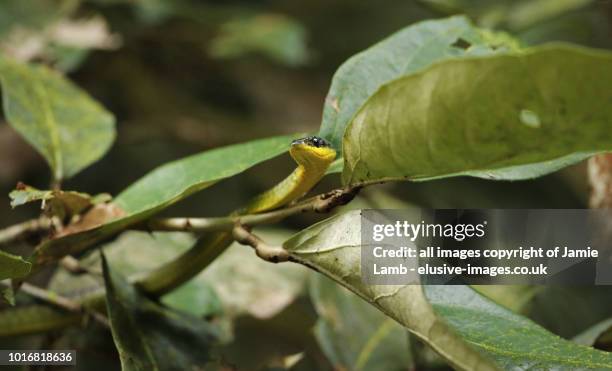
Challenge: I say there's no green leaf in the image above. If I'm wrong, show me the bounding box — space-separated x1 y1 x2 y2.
209 13 309 66
161 283 222 319
0 58 115 181
9 183 111 219
283 211 496 371
101 253 219 371
310 274 413 371
8 185 52 208
114 134 299 215
32 134 299 263
342 45 612 184
0 249 31 280
471 285 540 313
1 285 15 306
284 210 612 370
326 158 344 175
425 285 612 369
318 15 517 152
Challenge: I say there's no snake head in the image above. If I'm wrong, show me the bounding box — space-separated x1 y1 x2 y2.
290 136 336 167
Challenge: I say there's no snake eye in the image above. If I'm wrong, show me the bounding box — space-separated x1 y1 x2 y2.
308 136 328 148
292 136 330 148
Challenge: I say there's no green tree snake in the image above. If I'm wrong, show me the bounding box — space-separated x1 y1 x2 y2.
139 136 337 295
0 136 337 336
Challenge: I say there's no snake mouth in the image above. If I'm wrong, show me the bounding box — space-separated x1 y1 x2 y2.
291 136 330 148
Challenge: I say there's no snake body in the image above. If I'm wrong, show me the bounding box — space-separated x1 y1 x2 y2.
138 136 337 295
0 136 336 336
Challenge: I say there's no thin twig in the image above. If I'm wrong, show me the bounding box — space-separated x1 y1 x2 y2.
20 283 109 328
0 217 52 246
232 224 290 263
140 185 362 234
60 256 102 276
20 283 81 311
588 154 612 208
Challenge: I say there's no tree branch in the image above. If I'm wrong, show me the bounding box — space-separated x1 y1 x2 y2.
60 256 101 276
232 224 290 263
0 217 52 246
139 185 362 234
588 154 612 208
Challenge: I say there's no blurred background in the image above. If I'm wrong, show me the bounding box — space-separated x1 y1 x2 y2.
1 0 612 370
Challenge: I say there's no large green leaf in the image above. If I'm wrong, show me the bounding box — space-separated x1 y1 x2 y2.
102 254 219 371
115 134 299 215
318 15 517 152
425 285 612 369
32 134 298 263
0 250 31 280
310 274 413 371
0 58 115 181
283 211 495 371
342 45 612 184
283 210 612 370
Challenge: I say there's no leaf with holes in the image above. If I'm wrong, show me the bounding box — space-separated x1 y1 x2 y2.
318 15 518 152
342 45 612 184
